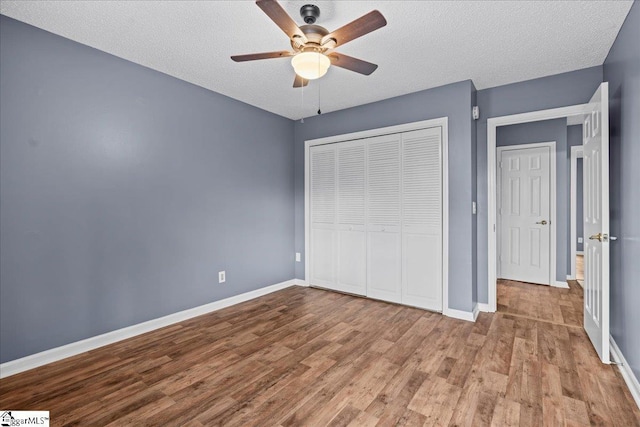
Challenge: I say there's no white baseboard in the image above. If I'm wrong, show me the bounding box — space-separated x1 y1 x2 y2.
444 304 478 322
577 251 584 255
294 279 309 287
0 279 299 378
566 274 576 280
553 280 570 289
610 336 640 410
477 303 493 313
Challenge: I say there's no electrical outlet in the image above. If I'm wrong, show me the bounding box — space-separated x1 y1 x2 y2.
578 237 583 244
218 271 226 283
295 252 301 262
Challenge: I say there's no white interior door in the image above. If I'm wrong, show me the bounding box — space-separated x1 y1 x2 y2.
583 82 610 364
498 145 551 285
401 128 443 311
367 134 402 303
336 141 366 295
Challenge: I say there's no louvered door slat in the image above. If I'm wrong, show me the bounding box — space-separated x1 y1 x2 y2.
403 128 442 228
310 145 336 288
338 144 365 225
367 136 401 226
336 141 366 295
311 148 336 225
401 127 443 312
367 134 402 303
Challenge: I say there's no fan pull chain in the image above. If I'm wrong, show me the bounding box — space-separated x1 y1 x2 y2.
300 78 304 123
317 58 322 115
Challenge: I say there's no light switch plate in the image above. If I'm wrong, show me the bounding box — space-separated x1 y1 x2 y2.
218 271 226 283
295 252 301 262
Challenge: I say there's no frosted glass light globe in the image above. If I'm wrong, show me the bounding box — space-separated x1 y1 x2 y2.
291 52 330 80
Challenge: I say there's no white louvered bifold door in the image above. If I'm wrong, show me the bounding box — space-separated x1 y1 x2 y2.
310 145 337 289
309 125 444 310
336 140 367 295
366 134 402 303
401 128 443 311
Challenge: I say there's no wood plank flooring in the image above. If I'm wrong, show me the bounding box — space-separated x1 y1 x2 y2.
497 279 583 326
577 255 585 286
1 281 639 426
577 255 585 281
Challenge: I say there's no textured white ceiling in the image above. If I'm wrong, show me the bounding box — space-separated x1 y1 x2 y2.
0 1 633 120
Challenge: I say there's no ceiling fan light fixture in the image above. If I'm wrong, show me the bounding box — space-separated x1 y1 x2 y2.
291 52 330 80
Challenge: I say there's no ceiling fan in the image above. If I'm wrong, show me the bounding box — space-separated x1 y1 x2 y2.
231 0 387 88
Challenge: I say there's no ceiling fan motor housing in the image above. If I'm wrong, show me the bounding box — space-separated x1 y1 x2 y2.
300 4 320 24
291 24 329 50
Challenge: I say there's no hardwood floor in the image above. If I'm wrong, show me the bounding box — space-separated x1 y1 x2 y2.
577 254 585 285
1 282 638 426
497 279 583 326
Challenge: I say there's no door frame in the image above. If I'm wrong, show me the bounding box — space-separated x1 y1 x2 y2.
304 117 449 312
486 104 590 312
569 145 584 281
496 141 557 287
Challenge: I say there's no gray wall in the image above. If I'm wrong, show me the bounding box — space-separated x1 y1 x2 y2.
294 81 477 312
0 16 295 363
496 119 568 283
576 159 583 252
604 0 640 381
567 125 584 260
476 66 603 304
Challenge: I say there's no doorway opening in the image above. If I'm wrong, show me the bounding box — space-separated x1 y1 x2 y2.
487 83 611 364
570 145 585 286
486 104 589 312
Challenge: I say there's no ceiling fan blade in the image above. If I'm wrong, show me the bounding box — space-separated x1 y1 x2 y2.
327 52 378 75
231 51 295 62
293 74 309 88
256 0 308 43
322 10 387 48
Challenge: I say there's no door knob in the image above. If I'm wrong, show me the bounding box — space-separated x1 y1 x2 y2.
536 220 548 225
589 233 612 242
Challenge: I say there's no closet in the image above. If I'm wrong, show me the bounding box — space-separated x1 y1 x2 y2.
309 125 444 312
